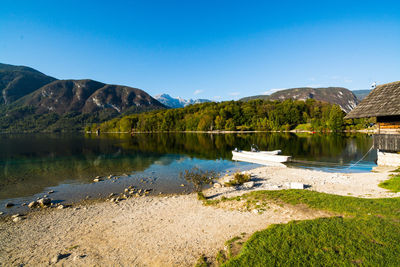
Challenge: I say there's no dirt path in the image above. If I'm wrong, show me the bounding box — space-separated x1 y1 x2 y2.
0 194 327 266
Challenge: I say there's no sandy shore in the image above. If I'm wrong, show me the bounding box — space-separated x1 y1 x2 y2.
207 165 400 199
0 165 397 266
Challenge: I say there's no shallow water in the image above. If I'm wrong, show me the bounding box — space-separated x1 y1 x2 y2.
0 132 376 214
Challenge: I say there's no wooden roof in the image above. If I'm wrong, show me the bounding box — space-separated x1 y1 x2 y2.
345 81 400 119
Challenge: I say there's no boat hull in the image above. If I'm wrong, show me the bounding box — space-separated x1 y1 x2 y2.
232 151 290 165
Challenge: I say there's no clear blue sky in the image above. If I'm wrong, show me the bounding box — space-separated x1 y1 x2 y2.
1 0 399 100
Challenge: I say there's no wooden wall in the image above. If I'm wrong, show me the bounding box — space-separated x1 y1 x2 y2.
374 134 400 152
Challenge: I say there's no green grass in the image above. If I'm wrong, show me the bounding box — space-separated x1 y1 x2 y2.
195 255 210 267
379 170 400 193
217 190 400 266
225 172 251 187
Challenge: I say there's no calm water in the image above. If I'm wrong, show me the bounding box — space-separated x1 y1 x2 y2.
0 132 376 214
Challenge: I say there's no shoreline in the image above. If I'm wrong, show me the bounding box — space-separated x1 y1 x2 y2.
1 165 397 266
87 129 377 134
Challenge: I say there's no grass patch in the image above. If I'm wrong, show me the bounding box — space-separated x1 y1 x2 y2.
217 190 400 266
379 172 400 193
197 192 207 201
195 254 210 267
225 172 251 187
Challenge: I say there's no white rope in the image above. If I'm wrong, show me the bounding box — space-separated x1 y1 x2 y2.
344 145 375 170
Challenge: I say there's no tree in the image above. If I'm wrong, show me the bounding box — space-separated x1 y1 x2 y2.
327 105 344 132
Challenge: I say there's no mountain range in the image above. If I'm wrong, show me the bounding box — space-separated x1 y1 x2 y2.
240 87 363 113
0 62 373 132
351 89 371 101
0 63 165 132
154 94 211 108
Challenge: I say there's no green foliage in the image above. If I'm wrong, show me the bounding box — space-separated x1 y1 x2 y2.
225 172 251 187
379 172 400 192
327 105 344 132
220 190 400 266
92 100 348 133
0 104 122 132
195 255 210 267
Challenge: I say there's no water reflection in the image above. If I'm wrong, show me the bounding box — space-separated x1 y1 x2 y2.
0 133 376 201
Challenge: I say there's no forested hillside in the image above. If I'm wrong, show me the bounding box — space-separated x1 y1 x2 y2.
89 99 358 133
0 63 166 132
240 87 358 113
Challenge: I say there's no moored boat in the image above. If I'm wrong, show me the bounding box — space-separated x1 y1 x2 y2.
232 149 290 165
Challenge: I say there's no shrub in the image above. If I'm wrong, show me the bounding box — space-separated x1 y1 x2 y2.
225 172 251 186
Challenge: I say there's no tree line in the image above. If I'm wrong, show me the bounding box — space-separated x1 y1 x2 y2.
87 99 369 133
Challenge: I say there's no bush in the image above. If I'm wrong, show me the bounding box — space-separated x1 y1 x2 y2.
225 172 251 186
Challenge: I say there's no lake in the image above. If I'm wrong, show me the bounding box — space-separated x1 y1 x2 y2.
0 132 376 214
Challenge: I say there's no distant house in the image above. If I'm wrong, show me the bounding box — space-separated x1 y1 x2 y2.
345 81 400 166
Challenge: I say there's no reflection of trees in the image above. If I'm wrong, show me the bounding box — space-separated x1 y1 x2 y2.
88 132 374 163
0 133 374 199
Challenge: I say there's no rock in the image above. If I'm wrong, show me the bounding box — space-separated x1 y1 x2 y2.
243 181 255 189
124 188 129 193
93 178 101 182
28 201 39 208
0 212 4 215
51 253 70 264
5 202 14 208
21 203 27 206
213 183 222 188
48 190 55 194
108 193 115 198
11 214 21 218
289 182 305 189
180 184 185 187
43 195 48 198
73 254 86 261
252 209 260 214
13 217 23 222
108 175 113 179
38 198 52 206
57 205 65 209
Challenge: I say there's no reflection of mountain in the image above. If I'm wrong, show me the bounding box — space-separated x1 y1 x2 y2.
0 153 164 199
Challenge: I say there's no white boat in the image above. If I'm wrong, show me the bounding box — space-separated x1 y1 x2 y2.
232 149 290 165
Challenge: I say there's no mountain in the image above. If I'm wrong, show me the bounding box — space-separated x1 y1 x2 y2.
20 79 165 114
240 87 359 113
352 89 371 101
155 93 211 108
0 63 166 132
0 63 56 105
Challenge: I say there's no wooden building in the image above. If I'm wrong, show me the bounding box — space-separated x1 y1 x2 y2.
345 81 400 166
345 81 400 134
